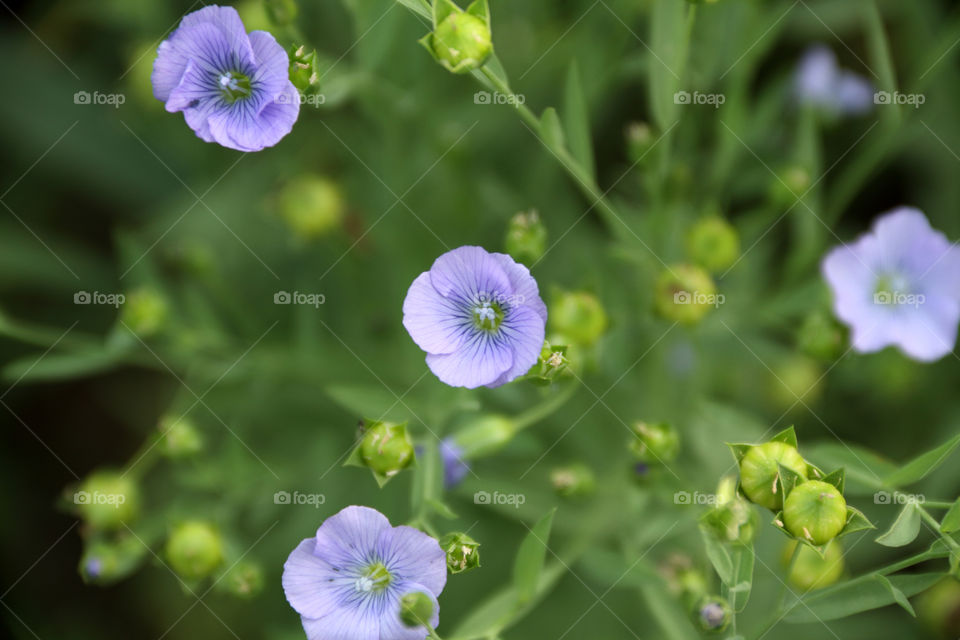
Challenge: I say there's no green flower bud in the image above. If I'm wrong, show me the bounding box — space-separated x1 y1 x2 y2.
738 441 807 510
360 421 415 478
770 165 811 207
629 421 680 464
428 10 492 74
659 554 707 605
654 264 719 325
223 561 264 598
549 291 608 347
165 521 224 581
525 341 570 384
769 356 822 409
782 540 844 591
121 287 168 337
505 209 547 265
288 45 322 98
74 470 139 530
439 532 481 574
158 416 203 459
625 121 654 164
550 463 596 498
696 596 731 632
783 480 847 545
702 477 758 545
685 216 740 273
265 0 298 26
277 176 345 240
79 536 146 585
798 311 845 361
399 591 435 628
916 577 960 638
451 415 516 459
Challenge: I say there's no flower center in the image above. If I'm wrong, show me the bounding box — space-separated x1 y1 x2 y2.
873 273 913 305
355 562 392 593
472 299 504 332
218 70 252 102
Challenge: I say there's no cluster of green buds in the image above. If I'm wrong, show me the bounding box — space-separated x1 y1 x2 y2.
685 216 740 274
654 264 719 325
439 532 481 574
346 420 416 486
419 0 493 74
505 209 547 265
165 520 224 582
549 290 608 348
730 427 872 551
629 421 680 465
276 175 345 240
550 463 596 498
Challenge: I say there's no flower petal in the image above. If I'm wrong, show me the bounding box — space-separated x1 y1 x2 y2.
489 252 547 323
300 611 380 640
205 81 299 151
315 505 392 566
377 526 447 596
426 332 513 388
282 538 345 619
403 272 470 356
428 246 513 303
486 304 546 387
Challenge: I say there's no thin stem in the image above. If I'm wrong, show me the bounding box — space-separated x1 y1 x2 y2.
919 505 960 551
920 500 955 509
426 625 444 640
513 382 577 431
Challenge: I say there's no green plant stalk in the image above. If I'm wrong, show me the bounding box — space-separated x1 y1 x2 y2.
513 382 578 431
752 542 802 639
919 505 960 552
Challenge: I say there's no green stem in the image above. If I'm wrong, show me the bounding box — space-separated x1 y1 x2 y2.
919 505 960 551
426 625 444 640
920 501 956 509
753 543 802 639
513 382 577 431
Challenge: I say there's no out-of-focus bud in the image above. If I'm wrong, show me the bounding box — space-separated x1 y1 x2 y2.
770 165 812 207
629 421 680 464
625 121 654 164
440 438 470 489
549 291 608 347
265 0 298 26
277 175 345 240
74 470 139 530
121 287 168 337
654 264 718 325
158 416 203 459
782 540 844 591
236 0 272 31
450 415 516 459
738 441 807 510
550 463 596 498
525 341 570 385
659 554 707 605
769 356 822 409
222 560 264 598
439 532 481 574
288 45 322 98
783 480 847 545
696 596 731 633
359 421 416 480
701 476 758 544
798 311 845 361
505 209 547 265
685 216 740 273
79 536 146 585
165 521 224 581
916 577 960 639
420 0 493 74
399 591 436 628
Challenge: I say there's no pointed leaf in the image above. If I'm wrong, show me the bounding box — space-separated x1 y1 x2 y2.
648 0 686 130
563 63 595 183
727 442 752 465
820 468 845 494
940 498 960 534
395 0 431 20
784 572 944 623
875 503 922 548
699 525 733 584
884 434 960 487
839 506 875 539
466 0 490 23
873 574 916 616
728 544 754 612
770 426 799 448
777 462 803 502
513 508 556 606
539 107 565 152
432 0 460 27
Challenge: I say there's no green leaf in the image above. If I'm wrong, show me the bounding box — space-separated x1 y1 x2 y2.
728 544 754 612
839 506 875 539
940 498 960 533
726 442 752 465
513 508 556 606
562 63 595 184
648 0 687 131
873 574 916 617
579 549 660 589
770 426 799 449
875 503 922 547
539 107 565 152
394 0 432 20
784 572 944 623
639 581 701 640
884 434 960 487
465 0 490 23
427 498 457 520
699 525 733 584
432 0 460 27
819 468 846 494
2 347 126 382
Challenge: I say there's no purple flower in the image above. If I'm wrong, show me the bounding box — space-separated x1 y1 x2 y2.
152 6 299 151
822 207 960 362
795 45 873 115
440 438 469 489
403 246 547 389
282 505 447 640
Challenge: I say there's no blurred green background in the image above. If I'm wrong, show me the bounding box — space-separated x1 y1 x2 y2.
2 0 960 638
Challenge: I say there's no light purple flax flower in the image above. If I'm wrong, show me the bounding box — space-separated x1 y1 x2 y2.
152 5 299 151
795 45 873 116
403 246 547 389
822 207 960 362
283 505 447 640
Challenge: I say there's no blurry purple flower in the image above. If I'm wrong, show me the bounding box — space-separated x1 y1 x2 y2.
795 45 873 115
282 505 447 640
822 207 960 362
152 5 299 151
440 438 469 489
403 246 547 389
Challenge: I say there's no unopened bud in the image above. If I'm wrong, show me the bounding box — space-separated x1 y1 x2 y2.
550 463 596 498
783 540 844 590
686 216 740 273
505 209 547 265
74 470 139 530
629 421 680 464
654 264 718 325
783 480 847 545
359 421 415 479
738 441 807 510
223 561 264 598
165 521 224 581
439 532 481 574
79 536 146 585
423 0 493 74
121 287 168 337
549 291 608 347
399 591 436 627
277 175 345 239
158 416 203 459
696 596 731 632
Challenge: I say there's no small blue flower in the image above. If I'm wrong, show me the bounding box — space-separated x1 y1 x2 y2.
795 45 873 115
403 246 547 389
283 505 447 640
822 207 960 362
440 438 469 489
152 5 299 151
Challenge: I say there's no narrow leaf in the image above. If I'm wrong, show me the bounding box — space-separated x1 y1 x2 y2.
876 503 922 548
513 508 556 605
784 572 944 623
728 544 754 612
699 525 733 584
940 498 960 533
884 434 960 487
647 0 686 130
873 574 916 617
395 0 431 20
539 107 565 152
563 63 595 183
